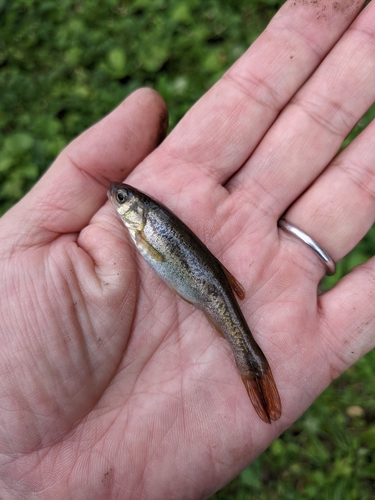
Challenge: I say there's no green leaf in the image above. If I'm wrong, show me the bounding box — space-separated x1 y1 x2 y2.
359 427 375 448
140 44 170 73
0 157 13 173
3 133 34 155
171 4 192 23
107 47 127 78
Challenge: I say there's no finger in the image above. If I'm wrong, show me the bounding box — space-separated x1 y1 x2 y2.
132 0 364 195
228 1 375 220
2 88 168 244
283 115 375 265
318 258 375 380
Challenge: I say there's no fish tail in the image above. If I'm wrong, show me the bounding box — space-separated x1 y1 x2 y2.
241 366 282 424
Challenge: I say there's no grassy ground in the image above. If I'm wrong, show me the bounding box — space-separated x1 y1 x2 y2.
1 1 375 498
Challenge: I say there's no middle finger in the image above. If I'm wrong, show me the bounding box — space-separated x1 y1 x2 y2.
228 1 375 220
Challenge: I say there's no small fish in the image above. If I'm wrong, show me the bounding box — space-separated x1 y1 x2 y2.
108 183 281 423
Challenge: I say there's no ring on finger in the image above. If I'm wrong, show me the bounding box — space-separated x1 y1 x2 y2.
278 219 336 276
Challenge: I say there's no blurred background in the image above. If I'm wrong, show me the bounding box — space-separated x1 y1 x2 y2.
1 0 375 498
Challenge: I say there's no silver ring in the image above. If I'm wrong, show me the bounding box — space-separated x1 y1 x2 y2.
278 219 336 276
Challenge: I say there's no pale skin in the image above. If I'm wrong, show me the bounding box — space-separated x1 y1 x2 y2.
1 0 375 498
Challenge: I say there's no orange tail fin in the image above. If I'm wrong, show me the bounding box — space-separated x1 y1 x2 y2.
242 367 282 424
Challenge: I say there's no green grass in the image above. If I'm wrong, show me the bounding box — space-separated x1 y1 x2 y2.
212 350 375 499
1 1 375 498
0 0 280 213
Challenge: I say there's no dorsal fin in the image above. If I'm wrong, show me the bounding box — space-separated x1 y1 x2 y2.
221 265 245 300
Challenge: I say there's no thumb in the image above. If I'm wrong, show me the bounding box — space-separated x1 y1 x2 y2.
1 88 168 248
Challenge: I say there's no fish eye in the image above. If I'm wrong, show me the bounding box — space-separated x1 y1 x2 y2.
116 190 126 203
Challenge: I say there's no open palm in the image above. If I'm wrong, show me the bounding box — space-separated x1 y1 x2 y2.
2 1 375 498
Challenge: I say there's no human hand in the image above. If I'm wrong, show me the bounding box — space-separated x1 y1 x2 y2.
2 0 375 498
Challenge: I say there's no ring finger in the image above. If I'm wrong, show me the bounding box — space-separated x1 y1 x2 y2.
277 113 375 285
284 114 375 266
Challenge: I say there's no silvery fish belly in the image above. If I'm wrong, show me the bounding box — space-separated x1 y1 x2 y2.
108 182 281 423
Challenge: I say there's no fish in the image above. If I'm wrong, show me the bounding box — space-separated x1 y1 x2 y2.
108 182 281 423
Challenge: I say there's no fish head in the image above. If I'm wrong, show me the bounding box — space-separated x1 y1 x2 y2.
108 182 146 231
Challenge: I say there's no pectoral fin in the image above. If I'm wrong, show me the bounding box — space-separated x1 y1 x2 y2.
221 265 246 300
135 232 164 262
